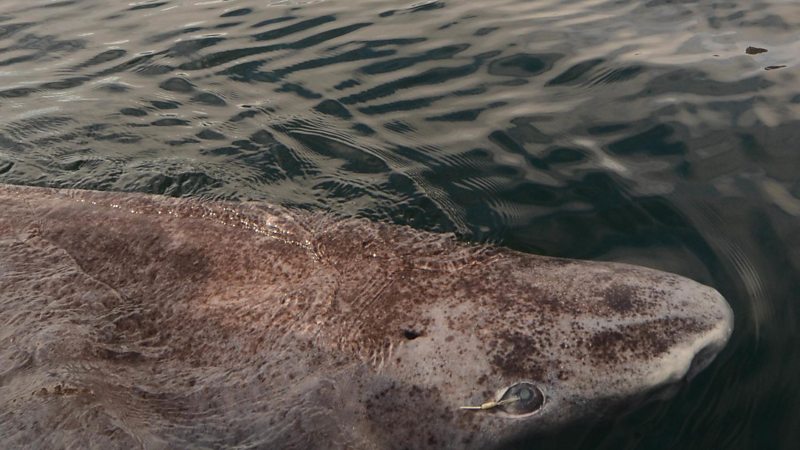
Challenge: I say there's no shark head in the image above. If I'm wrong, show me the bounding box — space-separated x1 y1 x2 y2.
330 235 734 448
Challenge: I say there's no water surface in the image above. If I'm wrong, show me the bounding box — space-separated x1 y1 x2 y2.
1 0 798 448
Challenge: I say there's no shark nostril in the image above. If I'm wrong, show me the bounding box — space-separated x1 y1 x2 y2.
686 344 720 380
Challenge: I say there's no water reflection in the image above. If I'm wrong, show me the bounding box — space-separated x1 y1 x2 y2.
0 0 798 449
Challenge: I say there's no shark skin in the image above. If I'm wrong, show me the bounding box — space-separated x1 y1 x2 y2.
0 184 733 449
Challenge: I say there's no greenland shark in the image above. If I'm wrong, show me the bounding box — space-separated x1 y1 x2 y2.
0 184 732 449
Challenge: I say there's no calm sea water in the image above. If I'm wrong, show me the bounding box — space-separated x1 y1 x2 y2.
0 0 798 448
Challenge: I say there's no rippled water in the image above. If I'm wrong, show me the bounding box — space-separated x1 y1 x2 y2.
0 0 798 448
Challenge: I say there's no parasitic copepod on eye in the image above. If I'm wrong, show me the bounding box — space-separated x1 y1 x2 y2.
461 382 545 416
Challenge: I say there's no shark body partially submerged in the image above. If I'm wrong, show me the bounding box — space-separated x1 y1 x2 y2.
0 184 732 449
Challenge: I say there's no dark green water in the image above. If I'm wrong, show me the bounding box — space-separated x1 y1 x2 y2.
0 0 797 448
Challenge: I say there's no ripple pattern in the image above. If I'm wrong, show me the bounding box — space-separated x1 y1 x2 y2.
1 0 799 449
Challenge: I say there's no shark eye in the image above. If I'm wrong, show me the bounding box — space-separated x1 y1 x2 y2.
499 382 544 415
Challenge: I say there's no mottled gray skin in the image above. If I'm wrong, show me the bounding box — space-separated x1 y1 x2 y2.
0 184 732 449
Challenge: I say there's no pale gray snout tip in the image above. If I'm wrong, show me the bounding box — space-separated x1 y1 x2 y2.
685 285 734 381
647 281 733 387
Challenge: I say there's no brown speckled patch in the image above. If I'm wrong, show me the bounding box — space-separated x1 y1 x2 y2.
603 285 639 313
588 317 708 364
490 330 548 380
361 380 462 447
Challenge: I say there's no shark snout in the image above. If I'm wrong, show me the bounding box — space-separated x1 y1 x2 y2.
646 279 734 387
680 284 733 380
